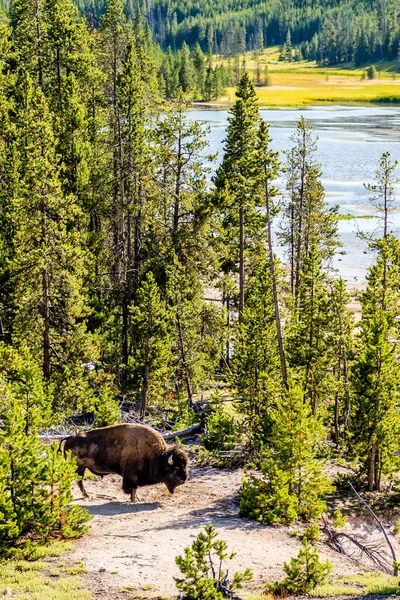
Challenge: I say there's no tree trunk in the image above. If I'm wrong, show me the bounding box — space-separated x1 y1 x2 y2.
226 291 231 369
265 179 287 387
176 310 193 407
42 268 51 379
140 337 150 421
294 131 306 304
368 442 377 491
34 0 43 90
239 205 245 321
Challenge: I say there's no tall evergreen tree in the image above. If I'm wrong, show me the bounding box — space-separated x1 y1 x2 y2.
256 119 287 386
280 117 338 303
11 75 90 388
214 72 263 320
351 306 400 491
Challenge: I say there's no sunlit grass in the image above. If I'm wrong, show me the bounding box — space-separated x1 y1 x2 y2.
336 214 374 221
220 80 400 106
311 572 400 596
0 542 91 600
213 48 400 106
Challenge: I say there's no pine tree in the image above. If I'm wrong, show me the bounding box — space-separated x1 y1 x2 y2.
280 117 338 303
129 272 173 419
0 342 51 433
11 0 45 86
152 92 213 278
364 152 398 241
234 260 282 446
11 74 90 390
256 119 287 385
351 237 400 490
240 383 333 524
214 72 263 320
178 41 194 93
192 42 206 98
351 308 400 491
287 247 334 415
114 38 158 367
0 379 90 549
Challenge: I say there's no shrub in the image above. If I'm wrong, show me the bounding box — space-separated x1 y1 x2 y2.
394 519 400 535
94 379 120 426
202 394 238 453
333 509 347 528
239 465 298 525
270 537 332 596
367 65 377 79
239 385 333 524
0 388 91 555
303 523 321 543
175 525 252 600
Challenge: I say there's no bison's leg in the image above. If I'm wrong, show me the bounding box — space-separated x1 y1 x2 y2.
77 466 89 498
122 473 139 503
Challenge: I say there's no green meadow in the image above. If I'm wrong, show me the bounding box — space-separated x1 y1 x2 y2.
216 47 400 106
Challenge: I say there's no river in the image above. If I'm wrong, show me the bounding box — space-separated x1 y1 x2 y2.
189 105 400 285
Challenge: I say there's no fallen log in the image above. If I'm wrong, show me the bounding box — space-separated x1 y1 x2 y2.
162 423 201 439
39 422 202 441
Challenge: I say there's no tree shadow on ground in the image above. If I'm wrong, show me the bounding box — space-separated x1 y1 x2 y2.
152 495 263 533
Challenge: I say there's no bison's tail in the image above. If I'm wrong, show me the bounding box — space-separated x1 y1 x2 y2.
58 436 71 456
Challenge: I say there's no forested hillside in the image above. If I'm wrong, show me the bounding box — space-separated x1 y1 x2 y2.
1 0 400 64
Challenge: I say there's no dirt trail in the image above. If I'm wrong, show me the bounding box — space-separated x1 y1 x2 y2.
68 466 360 599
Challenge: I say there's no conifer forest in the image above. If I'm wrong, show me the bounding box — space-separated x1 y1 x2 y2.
0 0 400 598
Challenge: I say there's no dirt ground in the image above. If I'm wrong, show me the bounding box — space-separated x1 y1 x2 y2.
67 466 375 600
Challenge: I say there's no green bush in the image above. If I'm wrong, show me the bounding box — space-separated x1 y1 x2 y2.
0 388 91 555
94 379 120 426
270 537 332 596
303 523 321 543
239 465 298 525
333 509 347 528
202 395 238 453
367 65 377 79
175 525 252 600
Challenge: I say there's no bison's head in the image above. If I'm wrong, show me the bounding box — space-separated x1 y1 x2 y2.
161 446 189 494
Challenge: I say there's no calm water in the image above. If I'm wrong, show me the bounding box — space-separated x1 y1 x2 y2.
189 105 400 284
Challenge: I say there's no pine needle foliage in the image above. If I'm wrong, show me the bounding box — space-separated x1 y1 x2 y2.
239 383 333 524
0 381 90 554
270 536 332 596
175 525 252 600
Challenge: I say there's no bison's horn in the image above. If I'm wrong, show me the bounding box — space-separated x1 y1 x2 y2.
168 454 174 465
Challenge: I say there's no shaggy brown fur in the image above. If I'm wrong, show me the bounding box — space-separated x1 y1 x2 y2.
60 423 189 502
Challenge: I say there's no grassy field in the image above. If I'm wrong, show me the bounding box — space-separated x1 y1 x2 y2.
216 47 400 106
311 572 400 596
0 542 91 600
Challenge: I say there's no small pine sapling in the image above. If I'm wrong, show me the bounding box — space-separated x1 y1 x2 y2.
270 536 332 596
175 525 252 600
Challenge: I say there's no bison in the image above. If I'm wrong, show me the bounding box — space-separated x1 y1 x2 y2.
60 423 189 502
